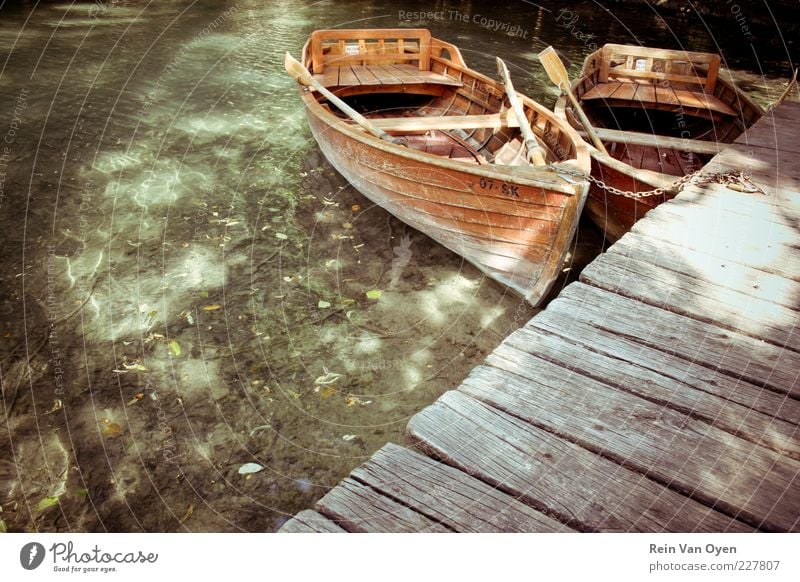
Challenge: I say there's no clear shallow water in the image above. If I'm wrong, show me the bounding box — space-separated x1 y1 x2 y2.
0 0 795 532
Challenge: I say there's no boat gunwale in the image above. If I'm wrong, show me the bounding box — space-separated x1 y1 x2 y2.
298 33 590 197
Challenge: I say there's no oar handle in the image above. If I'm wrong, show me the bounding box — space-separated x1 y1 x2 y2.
496 57 547 166
284 52 402 145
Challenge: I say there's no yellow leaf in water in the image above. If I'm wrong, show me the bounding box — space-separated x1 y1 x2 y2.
320 385 337 400
100 422 123 438
202 304 222 311
351 204 361 212
342 222 353 229
37 496 60 511
168 340 181 357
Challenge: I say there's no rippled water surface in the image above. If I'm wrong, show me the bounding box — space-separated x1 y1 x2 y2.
0 0 795 532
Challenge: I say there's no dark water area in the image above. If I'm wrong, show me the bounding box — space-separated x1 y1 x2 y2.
0 0 795 532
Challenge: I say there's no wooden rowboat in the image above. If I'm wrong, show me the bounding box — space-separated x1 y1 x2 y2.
288 29 590 305
555 44 764 242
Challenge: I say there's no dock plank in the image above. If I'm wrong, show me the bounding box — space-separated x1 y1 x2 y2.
408 391 752 532
315 478 450 532
608 230 800 311
540 283 800 399
671 187 795 228
629 203 800 283
350 443 571 532
500 325 800 457
580 253 800 352
278 509 347 533
460 361 800 531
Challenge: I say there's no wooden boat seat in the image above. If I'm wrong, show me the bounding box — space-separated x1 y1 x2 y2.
313 63 463 88
581 81 737 117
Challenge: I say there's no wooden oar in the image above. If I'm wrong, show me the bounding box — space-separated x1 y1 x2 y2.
284 52 401 144
538 46 609 156
496 57 547 166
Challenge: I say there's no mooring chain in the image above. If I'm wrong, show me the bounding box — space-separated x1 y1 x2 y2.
548 164 766 199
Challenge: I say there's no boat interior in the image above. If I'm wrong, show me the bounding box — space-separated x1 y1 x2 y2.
565 44 764 176
301 29 581 168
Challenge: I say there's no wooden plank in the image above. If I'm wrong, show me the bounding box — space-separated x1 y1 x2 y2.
366 64 399 84
350 443 572 532
367 112 516 132
386 63 426 83
684 88 737 116
609 229 800 311
315 478 450 532
730 113 800 154
656 193 800 251
460 362 800 532
578 127 724 155
544 283 800 399
527 296 800 425
672 185 795 227
580 252 800 352
497 326 800 458
350 65 381 85
408 391 753 532
337 65 359 86
634 84 658 104
371 64 402 83
610 81 637 101
315 66 339 87
654 84 682 106
582 82 621 100
278 509 347 533
629 200 800 283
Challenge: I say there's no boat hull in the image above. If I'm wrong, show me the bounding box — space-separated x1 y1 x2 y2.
303 105 587 305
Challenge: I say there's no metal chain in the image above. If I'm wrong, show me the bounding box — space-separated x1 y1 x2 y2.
548 164 765 199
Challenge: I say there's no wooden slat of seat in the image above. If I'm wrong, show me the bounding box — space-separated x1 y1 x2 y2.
654 84 681 106
634 84 657 104
317 66 339 87
313 63 463 88
350 65 381 85
583 81 737 116
338 66 358 86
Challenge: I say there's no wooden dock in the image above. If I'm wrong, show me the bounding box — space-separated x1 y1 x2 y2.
280 101 800 533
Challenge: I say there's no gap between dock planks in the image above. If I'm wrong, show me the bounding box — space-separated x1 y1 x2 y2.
279 101 800 534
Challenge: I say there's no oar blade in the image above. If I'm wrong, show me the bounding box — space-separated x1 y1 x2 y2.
284 52 312 86
538 46 570 90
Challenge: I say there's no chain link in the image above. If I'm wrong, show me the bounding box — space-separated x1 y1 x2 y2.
548 164 765 199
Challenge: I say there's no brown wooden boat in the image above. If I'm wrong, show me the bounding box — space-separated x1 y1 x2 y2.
555 44 764 242
288 29 590 305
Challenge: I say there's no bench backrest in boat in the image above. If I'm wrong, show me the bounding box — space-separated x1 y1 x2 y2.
310 29 432 74
597 44 720 93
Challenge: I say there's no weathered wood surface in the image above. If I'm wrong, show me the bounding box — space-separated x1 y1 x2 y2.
407 391 752 532
629 201 800 283
350 443 571 532
608 230 800 310
581 251 800 352
536 282 800 400
500 323 800 457
279 509 347 533
315 477 451 532
470 346 800 531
